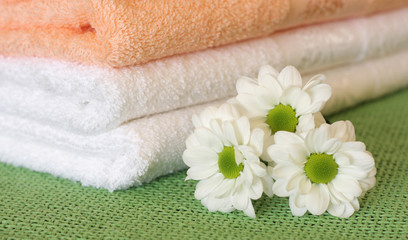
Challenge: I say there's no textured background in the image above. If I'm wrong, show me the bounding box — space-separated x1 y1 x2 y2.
1 89 408 239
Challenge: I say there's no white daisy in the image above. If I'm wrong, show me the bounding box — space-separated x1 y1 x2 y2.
183 103 274 218
268 121 376 218
233 65 331 161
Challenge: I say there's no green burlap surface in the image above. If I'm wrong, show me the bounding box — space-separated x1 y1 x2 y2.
1 89 408 239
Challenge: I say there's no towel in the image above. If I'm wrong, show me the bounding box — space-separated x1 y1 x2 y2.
1 7 408 134
1 0 406 67
1 50 407 191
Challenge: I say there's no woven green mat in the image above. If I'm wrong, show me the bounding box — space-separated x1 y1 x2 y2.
1 89 408 239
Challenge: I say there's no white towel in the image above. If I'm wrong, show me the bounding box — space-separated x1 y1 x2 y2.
0 100 219 191
1 7 407 134
1 50 407 191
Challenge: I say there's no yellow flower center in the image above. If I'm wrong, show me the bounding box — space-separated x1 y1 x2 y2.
218 146 244 179
304 153 338 184
265 104 298 134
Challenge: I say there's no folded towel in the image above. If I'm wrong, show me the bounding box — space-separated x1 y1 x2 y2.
1 0 406 67
0 100 220 191
1 7 407 134
1 51 407 191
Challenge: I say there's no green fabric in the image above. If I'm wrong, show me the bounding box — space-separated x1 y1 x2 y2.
1 89 408 239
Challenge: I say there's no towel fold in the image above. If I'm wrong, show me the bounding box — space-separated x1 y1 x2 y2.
1 0 406 67
1 50 407 191
1 7 408 134
0 100 219 191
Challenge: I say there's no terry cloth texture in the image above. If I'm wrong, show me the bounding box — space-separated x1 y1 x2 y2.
1 88 407 239
1 7 408 134
0 100 222 191
0 51 408 191
0 0 407 66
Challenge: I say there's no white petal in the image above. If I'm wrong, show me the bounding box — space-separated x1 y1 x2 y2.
186 133 200 148
243 202 256 218
235 116 251 145
313 112 326 128
329 198 359 218
195 128 224 153
367 167 377 178
351 198 360 211
293 191 306 208
236 80 276 113
251 117 270 130
339 141 366 152
289 145 309 166
209 119 225 141
274 131 304 145
222 121 239 146
298 176 312 195
260 134 275 163
249 128 265 156
267 145 290 163
346 151 375 169
279 86 303 106
272 163 302 179
296 114 315 134
212 179 235 198
217 103 242 121
261 170 275 197
305 184 330 215
289 196 307 216
329 120 356 141
303 82 331 113
293 91 312 115
202 196 234 213
327 202 346 217
192 114 202 129
232 187 249 211
359 168 376 192
186 165 218 180
236 151 247 169
320 138 342 155
327 182 350 203
287 173 305 192
305 125 330 153
338 166 369 180
258 67 283 101
285 146 308 166
258 65 279 80
278 65 303 89
331 174 362 198
236 93 267 117
341 201 358 218
279 86 302 108
242 163 253 186
194 173 225 200
272 179 291 197
197 106 218 128
303 74 326 91
236 76 258 94
183 147 218 167
305 100 329 115
239 146 258 162
308 82 332 103
248 162 267 177
255 86 281 109
249 176 263 199
333 152 351 166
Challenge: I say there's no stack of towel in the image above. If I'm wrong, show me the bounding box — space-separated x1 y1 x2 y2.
1 1 407 191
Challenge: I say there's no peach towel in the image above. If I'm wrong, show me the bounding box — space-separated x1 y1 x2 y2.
1 0 407 67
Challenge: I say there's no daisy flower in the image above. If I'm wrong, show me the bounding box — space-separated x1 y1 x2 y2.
268 121 376 218
183 103 274 218
233 65 331 161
